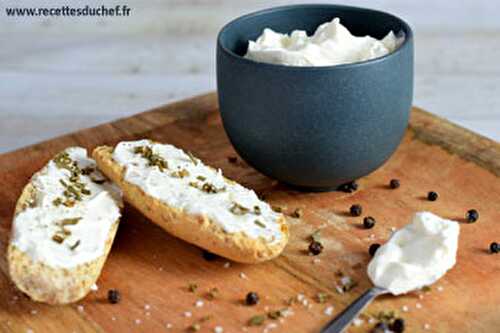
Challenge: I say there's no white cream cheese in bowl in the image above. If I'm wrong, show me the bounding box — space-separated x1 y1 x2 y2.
245 18 404 66
368 211 460 295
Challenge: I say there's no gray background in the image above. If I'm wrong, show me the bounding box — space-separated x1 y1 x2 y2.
0 0 499 153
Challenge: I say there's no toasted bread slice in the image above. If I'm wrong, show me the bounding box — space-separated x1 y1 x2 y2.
8 147 122 304
93 140 288 263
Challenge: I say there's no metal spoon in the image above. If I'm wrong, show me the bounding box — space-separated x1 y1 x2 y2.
320 286 389 333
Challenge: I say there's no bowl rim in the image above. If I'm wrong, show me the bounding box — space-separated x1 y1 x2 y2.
217 3 413 70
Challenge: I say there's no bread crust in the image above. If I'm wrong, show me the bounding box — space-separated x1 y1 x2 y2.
7 161 120 305
93 146 289 263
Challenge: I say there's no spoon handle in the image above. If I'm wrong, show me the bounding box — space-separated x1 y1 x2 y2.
320 287 388 333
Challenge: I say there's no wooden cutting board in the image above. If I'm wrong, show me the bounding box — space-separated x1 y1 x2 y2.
0 93 499 333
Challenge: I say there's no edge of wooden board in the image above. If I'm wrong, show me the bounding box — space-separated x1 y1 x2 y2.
1 92 499 178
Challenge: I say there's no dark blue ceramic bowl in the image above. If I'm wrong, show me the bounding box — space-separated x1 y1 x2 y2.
217 4 413 191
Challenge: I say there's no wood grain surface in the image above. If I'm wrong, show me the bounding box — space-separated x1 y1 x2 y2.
0 93 499 333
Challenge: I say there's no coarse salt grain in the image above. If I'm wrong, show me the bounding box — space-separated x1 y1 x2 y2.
135 319 142 325
416 303 422 309
340 276 352 286
77 305 84 312
214 326 224 333
402 305 409 312
239 272 248 279
166 323 173 329
424 323 431 330
144 304 151 310
297 293 305 301
90 283 98 291
184 311 192 317
437 286 444 292
223 262 231 268
324 306 334 316
353 317 364 326
195 300 204 308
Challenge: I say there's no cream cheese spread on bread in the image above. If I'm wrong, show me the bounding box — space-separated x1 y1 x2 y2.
112 140 283 244
11 147 122 268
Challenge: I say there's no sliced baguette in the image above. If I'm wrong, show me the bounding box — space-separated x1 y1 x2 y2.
93 140 289 263
8 147 122 304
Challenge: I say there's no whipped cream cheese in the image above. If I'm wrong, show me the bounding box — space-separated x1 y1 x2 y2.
11 147 122 268
368 212 459 295
245 18 403 66
112 140 284 243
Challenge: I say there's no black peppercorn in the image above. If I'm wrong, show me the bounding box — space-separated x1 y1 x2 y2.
337 181 358 193
490 242 499 254
369 243 381 257
363 216 376 229
107 289 120 304
350 204 363 217
390 179 400 189
202 250 218 261
308 241 324 255
427 191 438 201
390 318 405 333
245 292 260 305
466 209 479 223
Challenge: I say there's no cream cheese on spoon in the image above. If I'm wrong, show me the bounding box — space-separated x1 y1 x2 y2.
368 211 459 295
245 18 403 66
